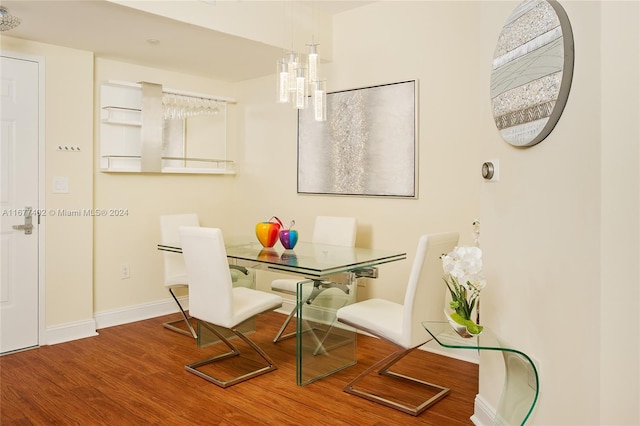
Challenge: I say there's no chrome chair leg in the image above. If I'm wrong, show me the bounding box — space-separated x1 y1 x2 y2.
185 321 277 388
343 345 450 416
163 288 197 339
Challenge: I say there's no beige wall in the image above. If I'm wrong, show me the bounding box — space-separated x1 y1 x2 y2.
2 1 639 424
92 58 239 314
477 1 603 423
599 1 640 424
476 1 640 425
0 37 94 329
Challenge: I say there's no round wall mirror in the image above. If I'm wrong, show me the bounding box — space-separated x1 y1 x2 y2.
490 0 574 147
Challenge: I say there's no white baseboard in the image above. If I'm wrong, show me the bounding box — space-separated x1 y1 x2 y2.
44 298 185 346
94 296 188 330
45 318 98 345
45 297 187 345
471 394 496 426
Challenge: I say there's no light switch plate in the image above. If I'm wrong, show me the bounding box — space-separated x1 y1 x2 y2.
53 176 69 193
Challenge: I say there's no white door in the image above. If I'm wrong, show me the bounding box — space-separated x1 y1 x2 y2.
0 54 41 354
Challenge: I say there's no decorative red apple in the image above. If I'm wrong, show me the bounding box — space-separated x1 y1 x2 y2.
255 216 283 248
279 220 298 250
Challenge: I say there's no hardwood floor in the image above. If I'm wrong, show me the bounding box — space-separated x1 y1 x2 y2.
1 312 478 425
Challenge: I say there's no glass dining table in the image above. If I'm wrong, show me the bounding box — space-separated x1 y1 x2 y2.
158 236 406 385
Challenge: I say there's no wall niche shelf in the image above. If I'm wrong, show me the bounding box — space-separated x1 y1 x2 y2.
101 106 142 127
99 80 236 175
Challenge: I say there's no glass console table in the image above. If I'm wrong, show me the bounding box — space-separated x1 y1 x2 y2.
422 322 539 426
159 237 406 386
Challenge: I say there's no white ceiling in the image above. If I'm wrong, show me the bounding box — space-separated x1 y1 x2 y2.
1 1 372 82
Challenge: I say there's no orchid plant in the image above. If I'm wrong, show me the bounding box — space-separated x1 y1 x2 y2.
442 220 486 335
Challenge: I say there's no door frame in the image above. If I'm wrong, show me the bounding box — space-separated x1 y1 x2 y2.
1 50 46 349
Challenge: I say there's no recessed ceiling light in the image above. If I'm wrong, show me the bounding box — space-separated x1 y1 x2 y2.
146 39 160 45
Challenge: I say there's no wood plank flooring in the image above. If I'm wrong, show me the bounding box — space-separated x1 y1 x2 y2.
1 312 478 425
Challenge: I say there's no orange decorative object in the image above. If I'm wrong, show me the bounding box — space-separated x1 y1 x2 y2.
255 216 283 248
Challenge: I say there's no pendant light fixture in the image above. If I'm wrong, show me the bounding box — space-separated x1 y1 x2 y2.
307 42 318 84
294 66 308 109
275 1 326 121
312 79 326 121
277 58 290 103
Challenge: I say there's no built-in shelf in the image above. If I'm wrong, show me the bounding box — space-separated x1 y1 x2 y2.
99 80 236 174
100 155 235 174
101 106 142 127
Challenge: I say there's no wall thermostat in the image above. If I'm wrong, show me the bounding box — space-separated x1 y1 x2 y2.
482 162 494 179
482 160 499 182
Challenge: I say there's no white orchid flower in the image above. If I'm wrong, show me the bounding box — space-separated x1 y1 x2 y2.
441 238 485 324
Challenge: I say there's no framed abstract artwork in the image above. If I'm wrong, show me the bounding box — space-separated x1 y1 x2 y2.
297 80 417 198
490 0 574 147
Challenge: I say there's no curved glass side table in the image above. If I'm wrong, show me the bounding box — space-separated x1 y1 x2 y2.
422 322 539 426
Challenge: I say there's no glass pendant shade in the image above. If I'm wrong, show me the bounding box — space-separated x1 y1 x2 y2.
275 36 324 114
287 51 299 93
276 59 289 103
294 67 307 109
312 80 327 121
307 44 318 84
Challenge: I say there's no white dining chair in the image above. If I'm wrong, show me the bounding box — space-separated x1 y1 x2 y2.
160 214 253 338
336 231 459 416
160 213 200 338
180 226 283 387
271 215 357 343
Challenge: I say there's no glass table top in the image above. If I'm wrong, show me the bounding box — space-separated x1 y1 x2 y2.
159 236 406 278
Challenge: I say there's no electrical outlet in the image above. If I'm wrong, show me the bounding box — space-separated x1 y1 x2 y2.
121 263 131 280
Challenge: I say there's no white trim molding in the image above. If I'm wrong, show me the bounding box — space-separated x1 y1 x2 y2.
45 318 98 345
471 394 497 426
94 296 187 330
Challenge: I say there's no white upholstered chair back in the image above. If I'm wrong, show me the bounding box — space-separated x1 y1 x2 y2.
401 232 459 348
179 226 235 328
160 213 199 287
311 216 357 247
